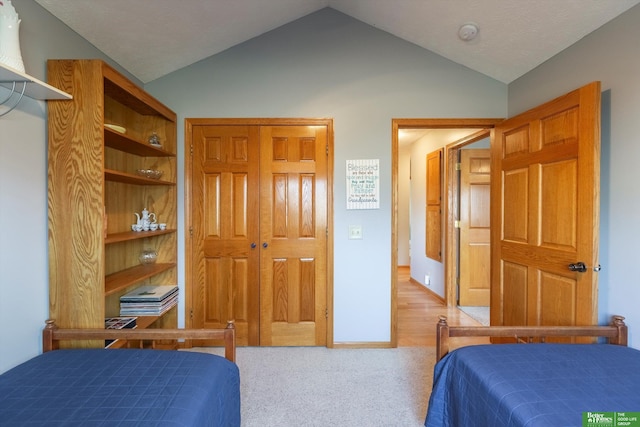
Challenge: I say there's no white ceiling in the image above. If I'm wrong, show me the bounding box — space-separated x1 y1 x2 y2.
34 0 640 85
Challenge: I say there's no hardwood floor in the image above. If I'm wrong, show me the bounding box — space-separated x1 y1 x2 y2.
398 266 490 348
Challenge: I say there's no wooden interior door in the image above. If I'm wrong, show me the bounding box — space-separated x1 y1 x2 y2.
190 125 260 346
259 125 328 346
490 82 601 329
458 148 491 306
189 121 329 347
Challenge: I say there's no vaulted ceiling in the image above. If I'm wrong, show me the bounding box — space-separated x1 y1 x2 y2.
34 0 640 84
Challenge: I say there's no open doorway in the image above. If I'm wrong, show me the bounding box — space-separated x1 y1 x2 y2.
446 131 491 326
391 118 502 346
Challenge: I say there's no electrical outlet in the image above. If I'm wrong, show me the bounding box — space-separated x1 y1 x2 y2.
424 274 430 286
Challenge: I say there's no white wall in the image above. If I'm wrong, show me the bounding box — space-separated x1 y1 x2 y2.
0 0 141 373
145 8 506 343
508 4 640 348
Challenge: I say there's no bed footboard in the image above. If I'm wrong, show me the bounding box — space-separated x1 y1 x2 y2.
42 319 237 362
436 315 627 362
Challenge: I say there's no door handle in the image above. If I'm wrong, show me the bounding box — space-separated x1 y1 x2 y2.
263 242 268 248
568 262 590 272
568 262 602 272
251 242 256 249
568 262 587 272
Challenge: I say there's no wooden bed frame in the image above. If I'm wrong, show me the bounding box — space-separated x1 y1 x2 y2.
436 315 628 362
42 319 237 362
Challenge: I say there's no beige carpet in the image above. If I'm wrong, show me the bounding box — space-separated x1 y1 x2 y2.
458 306 490 326
186 346 435 427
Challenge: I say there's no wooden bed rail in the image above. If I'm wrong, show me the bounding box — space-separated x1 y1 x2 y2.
436 315 628 362
43 319 237 363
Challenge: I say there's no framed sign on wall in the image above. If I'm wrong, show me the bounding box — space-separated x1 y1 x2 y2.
346 159 379 209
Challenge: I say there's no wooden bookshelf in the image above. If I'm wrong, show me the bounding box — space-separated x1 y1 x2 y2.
47 60 178 342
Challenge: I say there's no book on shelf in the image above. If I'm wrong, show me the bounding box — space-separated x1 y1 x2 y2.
120 296 178 316
105 317 137 329
120 285 178 302
120 285 178 316
104 316 137 348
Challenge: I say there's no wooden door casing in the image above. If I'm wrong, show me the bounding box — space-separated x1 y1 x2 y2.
459 148 491 306
490 82 601 331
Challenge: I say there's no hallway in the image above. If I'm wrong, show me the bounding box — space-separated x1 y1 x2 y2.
397 266 489 347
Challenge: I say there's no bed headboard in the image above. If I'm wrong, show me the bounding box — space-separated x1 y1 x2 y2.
42 319 237 362
436 315 628 362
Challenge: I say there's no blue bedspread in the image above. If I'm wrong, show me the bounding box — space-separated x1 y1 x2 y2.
425 344 640 427
0 349 240 426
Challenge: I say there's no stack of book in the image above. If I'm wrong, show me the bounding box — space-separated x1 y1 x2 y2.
120 285 178 316
104 316 137 348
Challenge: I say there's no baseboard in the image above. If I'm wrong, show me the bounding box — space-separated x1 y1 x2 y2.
409 277 445 304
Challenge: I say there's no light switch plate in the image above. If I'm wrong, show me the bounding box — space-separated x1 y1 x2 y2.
348 225 363 239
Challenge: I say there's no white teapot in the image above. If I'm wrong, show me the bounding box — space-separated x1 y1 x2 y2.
134 208 156 229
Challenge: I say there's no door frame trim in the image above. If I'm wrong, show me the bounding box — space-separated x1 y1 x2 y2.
184 118 335 347
391 118 502 346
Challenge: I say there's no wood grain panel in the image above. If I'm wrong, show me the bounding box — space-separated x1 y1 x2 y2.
48 60 106 330
233 173 248 237
232 137 249 162
541 108 578 147
502 168 528 243
300 174 315 237
205 174 221 238
205 136 222 162
426 150 442 205
300 138 316 161
272 137 288 161
232 258 249 323
426 149 442 261
204 257 251 325
467 244 490 290
300 258 315 321
502 125 529 158
469 184 490 227
502 261 527 326
540 159 577 249
469 157 490 174
205 257 223 323
426 205 441 260
272 259 288 322
272 174 288 238
538 271 577 326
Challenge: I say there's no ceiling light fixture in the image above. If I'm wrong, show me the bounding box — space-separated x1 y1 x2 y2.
458 23 479 42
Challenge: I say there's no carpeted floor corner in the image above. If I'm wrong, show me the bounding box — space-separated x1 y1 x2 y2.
187 346 434 427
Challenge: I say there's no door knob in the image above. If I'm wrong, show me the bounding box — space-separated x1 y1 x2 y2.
568 262 587 272
251 242 256 249
263 242 268 248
